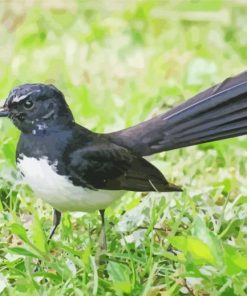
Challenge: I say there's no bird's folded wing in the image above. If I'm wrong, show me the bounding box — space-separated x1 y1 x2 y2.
65 142 181 192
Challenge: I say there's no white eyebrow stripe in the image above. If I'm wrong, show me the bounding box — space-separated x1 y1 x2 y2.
11 90 40 103
12 94 30 103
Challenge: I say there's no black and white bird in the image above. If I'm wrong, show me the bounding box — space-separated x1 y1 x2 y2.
1 70 247 248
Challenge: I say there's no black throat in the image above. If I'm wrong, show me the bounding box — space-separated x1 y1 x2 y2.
30 120 75 136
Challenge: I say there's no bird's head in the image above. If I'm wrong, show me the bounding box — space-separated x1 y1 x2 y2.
0 84 74 134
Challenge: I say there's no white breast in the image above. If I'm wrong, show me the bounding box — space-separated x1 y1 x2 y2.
17 156 123 212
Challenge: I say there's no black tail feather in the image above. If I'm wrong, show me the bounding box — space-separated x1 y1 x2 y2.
110 70 247 155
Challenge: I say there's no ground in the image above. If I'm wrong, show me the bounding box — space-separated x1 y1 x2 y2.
0 1 247 295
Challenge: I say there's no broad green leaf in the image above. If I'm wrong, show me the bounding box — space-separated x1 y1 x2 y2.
231 253 247 270
107 261 132 294
187 237 215 264
81 244 91 270
32 271 62 283
32 211 47 253
235 196 247 205
170 235 215 264
224 245 243 275
192 216 223 266
169 236 187 253
8 247 39 258
10 223 29 244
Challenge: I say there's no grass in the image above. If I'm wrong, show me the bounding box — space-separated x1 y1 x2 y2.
0 1 247 295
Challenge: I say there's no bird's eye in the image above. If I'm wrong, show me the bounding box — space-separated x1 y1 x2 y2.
23 100 34 110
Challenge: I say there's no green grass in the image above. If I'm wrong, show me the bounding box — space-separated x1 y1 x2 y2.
1 1 247 295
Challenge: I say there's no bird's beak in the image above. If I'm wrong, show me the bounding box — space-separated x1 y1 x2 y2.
0 107 9 117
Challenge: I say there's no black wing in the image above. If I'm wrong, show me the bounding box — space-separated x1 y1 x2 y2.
64 140 181 192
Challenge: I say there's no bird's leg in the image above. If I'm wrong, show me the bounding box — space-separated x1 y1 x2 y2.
99 209 107 251
48 209 62 242
95 209 108 267
34 209 61 272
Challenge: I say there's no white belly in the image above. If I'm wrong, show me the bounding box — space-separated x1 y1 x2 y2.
17 156 123 212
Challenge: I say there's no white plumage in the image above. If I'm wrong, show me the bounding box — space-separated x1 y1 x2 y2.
17 156 123 212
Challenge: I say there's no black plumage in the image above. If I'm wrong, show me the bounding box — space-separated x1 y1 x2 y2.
110 70 247 155
0 70 247 249
17 123 181 193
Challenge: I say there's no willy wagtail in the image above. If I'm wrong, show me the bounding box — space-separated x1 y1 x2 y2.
1 70 247 247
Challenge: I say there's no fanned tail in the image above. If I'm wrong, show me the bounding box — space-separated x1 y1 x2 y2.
109 70 247 156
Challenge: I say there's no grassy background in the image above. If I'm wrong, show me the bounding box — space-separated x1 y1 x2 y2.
1 1 247 295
